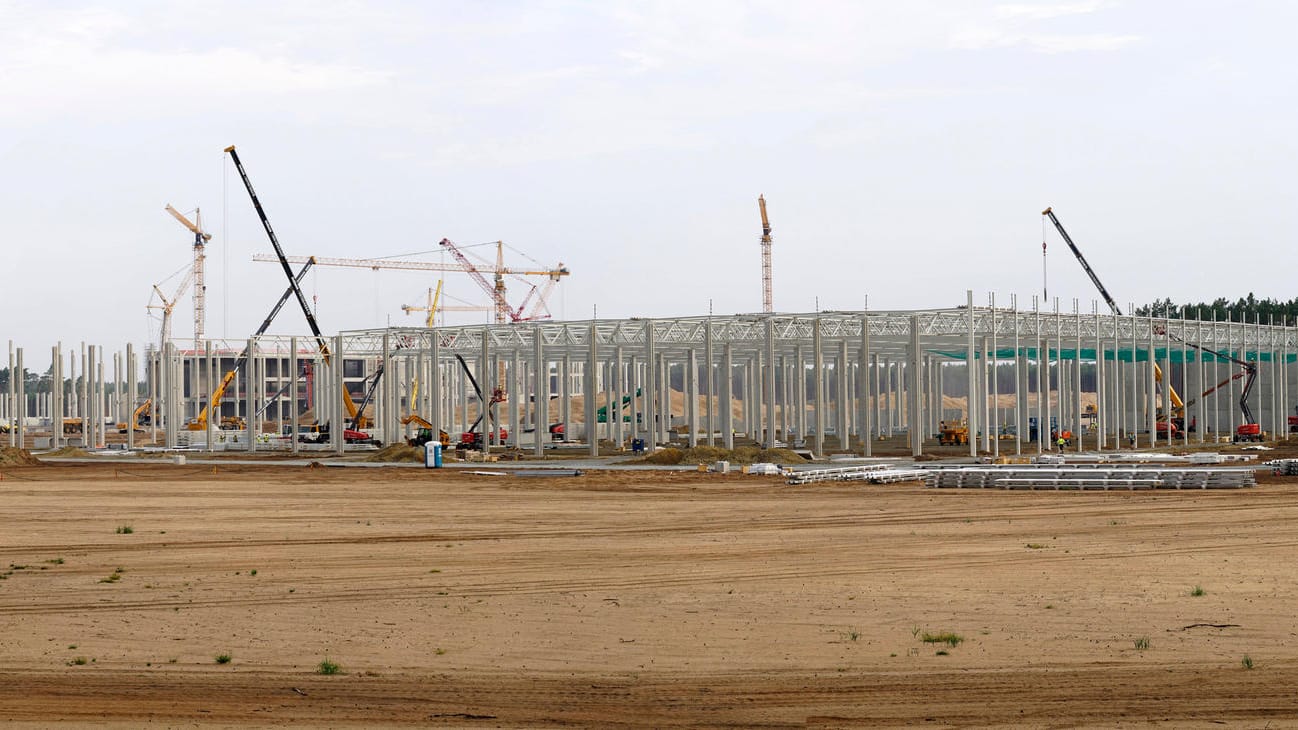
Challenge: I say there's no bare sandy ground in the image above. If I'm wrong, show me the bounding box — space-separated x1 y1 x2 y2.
3 462 1298 727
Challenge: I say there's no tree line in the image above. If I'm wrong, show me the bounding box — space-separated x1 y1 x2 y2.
1136 294 1298 324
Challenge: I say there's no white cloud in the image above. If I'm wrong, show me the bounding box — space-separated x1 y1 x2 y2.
995 1 1109 20
0 4 392 122
952 28 1140 53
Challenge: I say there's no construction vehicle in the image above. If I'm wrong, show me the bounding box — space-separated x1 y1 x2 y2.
1046 207 1263 442
116 399 153 433
451 354 506 452
938 420 969 446
1044 207 1188 433
402 414 451 449
224 145 377 442
597 388 643 423
184 259 314 432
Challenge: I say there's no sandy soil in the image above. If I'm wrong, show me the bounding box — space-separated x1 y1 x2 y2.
3 462 1298 727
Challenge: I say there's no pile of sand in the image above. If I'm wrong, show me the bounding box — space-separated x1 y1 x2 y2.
363 444 426 463
0 447 41 466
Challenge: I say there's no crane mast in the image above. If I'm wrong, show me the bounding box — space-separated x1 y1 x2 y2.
165 204 212 350
758 195 773 313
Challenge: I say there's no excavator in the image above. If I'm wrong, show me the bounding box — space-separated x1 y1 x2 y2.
117 399 153 433
1043 207 1259 442
224 145 376 445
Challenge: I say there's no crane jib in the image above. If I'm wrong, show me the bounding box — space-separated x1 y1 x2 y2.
225 146 330 357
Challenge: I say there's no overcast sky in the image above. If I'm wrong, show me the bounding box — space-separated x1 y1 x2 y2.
2 1 1294 361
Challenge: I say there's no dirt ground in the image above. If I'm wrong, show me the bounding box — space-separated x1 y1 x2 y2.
4 462 1298 727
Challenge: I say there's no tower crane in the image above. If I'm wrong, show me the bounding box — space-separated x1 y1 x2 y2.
253 246 570 324
147 269 196 350
437 238 567 324
165 204 212 349
401 282 491 327
758 195 773 313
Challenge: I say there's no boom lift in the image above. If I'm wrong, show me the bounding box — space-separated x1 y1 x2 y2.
223 146 375 443
1044 207 1259 441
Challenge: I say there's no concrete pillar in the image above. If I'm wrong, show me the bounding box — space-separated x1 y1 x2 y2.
687 348 699 447
722 343 734 450
531 327 545 456
508 349 520 449
5 342 12 448
644 323 657 446
859 316 871 456
613 347 625 447
795 346 808 441
123 343 134 451
812 318 825 458
836 339 849 451
703 322 714 447
765 320 777 448
966 290 977 457
558 354 571 445
15 347 24 447
333 336 346 455
909 313 923 457
586 323 599 456
1147 317 1158 444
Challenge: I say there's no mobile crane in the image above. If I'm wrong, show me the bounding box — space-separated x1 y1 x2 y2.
184 259 314 431
224 146 375 444
1043 207 1258 441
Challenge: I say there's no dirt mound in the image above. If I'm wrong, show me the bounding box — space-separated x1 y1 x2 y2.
45 446 90 457
363 444 426 463
0 447 41 465
636 445 807 466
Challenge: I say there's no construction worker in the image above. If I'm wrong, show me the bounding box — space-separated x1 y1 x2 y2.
1056 435 1066 452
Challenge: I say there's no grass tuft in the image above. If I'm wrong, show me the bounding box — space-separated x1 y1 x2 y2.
1134 637 1151 651
920 632 963 647
115 526 134 534
214 653 232 664
1242 655 1254 670
317 658 342 675
69 656 87 666
1190 585 1206 597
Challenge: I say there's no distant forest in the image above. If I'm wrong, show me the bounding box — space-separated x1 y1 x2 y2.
1136 294 1298 323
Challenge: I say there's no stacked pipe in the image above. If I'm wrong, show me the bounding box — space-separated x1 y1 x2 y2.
787 464 929 485
925 466 1256 490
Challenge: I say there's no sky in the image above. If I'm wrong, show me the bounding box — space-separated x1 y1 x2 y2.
2 0 1295 363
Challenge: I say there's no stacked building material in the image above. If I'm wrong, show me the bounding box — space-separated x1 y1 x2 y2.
787 464 927 485
925 466 1256 490
1264 459 1298 475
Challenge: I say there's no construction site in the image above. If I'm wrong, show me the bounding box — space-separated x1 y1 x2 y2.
5 147 1298 727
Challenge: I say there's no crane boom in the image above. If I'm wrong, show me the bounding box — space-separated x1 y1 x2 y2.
1042 208 1121 316
224 146 330 357
186 260 314 430
224 145 367 427
1043 206 1185 415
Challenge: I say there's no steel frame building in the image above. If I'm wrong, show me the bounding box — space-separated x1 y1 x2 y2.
7 291 1295 457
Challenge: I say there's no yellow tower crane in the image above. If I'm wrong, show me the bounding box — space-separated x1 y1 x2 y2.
164 204 212 350
758 195 773 313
